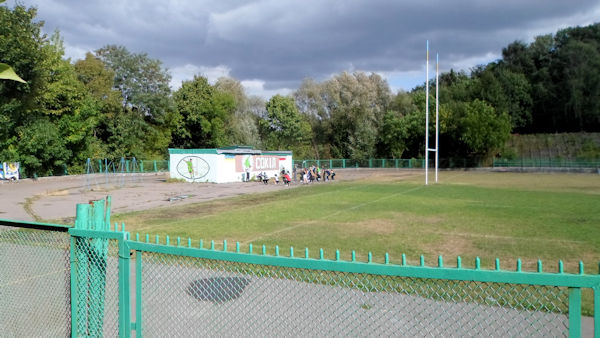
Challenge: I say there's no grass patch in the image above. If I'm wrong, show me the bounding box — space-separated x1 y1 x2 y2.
114 171 600 270
113 171 600 314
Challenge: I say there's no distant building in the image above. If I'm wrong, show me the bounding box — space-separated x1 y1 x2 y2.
168 146 293 183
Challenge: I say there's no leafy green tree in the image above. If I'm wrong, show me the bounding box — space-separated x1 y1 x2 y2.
16 119 71 176
448 100 511 156
94 45 174 158
172 75 235 148
260 94 311 151
470 64 532 130
95 45 172 120
214 77 261 147
1 4 49 161
1 5 97 174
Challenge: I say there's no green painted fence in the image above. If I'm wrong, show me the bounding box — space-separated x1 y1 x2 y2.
494 158 600 169
294 158 600 170
1 200 600 337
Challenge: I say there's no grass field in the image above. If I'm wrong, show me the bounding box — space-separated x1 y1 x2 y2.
112 170 600 274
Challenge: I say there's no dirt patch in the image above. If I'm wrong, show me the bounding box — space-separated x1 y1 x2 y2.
344 218 396 235
0 169 415 223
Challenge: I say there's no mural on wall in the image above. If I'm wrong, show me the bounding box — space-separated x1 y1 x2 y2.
176 156 210 181
235 155 280 172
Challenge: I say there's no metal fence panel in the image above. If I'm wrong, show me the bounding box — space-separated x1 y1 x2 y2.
71 237 120 337
0 227 71 337
138 252 569 337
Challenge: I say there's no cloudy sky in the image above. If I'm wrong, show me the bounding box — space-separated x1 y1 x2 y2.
10 0 600 98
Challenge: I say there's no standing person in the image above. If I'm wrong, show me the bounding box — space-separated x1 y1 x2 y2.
293 164 297 182
330 169 336 180
245 167 250 182
274 174 279 184
262 172 269 184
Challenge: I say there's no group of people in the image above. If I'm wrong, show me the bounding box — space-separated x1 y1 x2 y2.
256 170 292 185
298 165 335 184
248 165 337 185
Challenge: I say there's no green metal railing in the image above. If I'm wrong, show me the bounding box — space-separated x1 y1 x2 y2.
294 158 483 169
294 158 600 170
494 158 600 169
1 201 600 337
295 158 420 169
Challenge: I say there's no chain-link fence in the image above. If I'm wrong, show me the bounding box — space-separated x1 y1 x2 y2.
137 252 569 337
0 225 71 337
1 213 598 336
494 158 600 169
295 158 600 170
71 236 120 337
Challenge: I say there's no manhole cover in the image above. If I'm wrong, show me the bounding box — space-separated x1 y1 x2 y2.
187 277 250 303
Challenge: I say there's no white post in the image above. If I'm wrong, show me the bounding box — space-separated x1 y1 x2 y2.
425 40 429 185
435 53 439 183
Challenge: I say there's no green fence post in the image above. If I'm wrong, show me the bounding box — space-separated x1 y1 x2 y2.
89 200 108 336
594 286 599 338
71 203 90 337
569 287 582 337
153 160 157 172
382 159 385 168
71 199 112 337
342 159 346 168
135 250 143 338
409 159 412 168
140 161 144 173
369 159 372 168
329 159 332 168
98 159 103 173
118 230 131 338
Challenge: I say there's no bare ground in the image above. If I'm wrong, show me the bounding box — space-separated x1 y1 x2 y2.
0 169 414 223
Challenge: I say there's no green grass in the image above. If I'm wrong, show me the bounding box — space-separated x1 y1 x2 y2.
111 170 600 315
113 171 600 273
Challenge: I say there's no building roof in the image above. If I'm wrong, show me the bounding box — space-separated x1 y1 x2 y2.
168 147 292 156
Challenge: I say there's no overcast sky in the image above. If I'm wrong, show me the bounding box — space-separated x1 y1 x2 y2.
10 0 600 98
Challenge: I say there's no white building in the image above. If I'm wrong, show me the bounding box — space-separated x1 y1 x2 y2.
169 146 293 183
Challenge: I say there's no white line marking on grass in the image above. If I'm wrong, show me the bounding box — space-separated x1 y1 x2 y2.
426 231 587 244
147 182 363 229
242 184 425 245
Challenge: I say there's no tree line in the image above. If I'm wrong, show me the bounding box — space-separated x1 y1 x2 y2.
1 4 599 176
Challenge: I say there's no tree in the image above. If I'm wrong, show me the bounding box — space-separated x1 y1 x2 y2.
172 75 235 148
95 45 172 121
214 77 261 147
1 4 99 174
294 72 392 159
94 45 174 158
16 119 71 177
260 94 311 151
470 64 532 131
451 100 511 156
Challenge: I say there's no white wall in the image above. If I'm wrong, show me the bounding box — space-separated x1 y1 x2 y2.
169 152 293 183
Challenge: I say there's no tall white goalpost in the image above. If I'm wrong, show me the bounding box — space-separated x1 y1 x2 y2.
425 41 440 185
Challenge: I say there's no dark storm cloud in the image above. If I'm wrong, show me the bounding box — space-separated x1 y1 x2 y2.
12 0 600 94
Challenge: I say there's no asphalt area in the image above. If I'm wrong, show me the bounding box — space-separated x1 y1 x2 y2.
0 169 390 223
